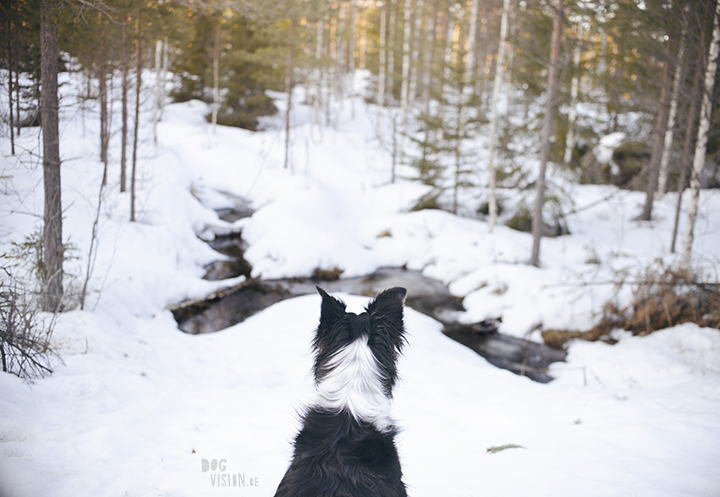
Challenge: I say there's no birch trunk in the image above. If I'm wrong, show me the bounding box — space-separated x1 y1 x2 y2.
131 17 142 223
670 52 701 254
409 0 423 102
315 20 324 126
378 5 387 134
421 0 440 118
152 39 161 144
488 0 510 233
284 19 295 171
530 0 563 267
465 0 480 87
640 41 673 221
387 0 396 102
680 0 720 271
563 22 582 165
121 21 129 193
211 24 220 133
349 1 357 118
99 60 109 170
6 21 15 155
442 17 455 99
399 0 413 158
349 2 356 74
13 31 20 137
657 27 686 199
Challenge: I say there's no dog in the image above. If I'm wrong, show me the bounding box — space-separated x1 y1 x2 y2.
273 286 408 497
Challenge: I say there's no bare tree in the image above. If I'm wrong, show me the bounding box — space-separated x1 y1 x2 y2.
487 0 510 234
6 19 15 155
530 0 563 267
377 0 387 134
657 25 687 199
563 21 583 165
670 49 702 254
464 0 480 89
40 0 64 312
399 0 413 160
639 40 673 221
211 23 221 133
284 18 295 171
131 15 143 223
120 19 129 193
99 59 109 175
680 0 720 271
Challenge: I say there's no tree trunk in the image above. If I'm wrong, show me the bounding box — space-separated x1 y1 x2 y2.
7 20 15 155
13 29 20 137
99 60 109 173
315 20 324 126
563 22 583 165
284 19 295 171
349 1 357 118
488 0 510 234
152 38 162 144
530 0 563 267
349 1 356 74
211 24 220 133
680 0 720 271
639 41 673 221
121 20 129 193
40 0 63 312
131 17 142 223
442 17 455 100
387 0 396 101
670 49 702 254
465 0 480 88
657 27 686 199
421 0 440 118
399 0 413 161
409 0 423 102
377 4 387 134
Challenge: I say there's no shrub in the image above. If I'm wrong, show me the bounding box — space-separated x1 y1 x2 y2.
0 277 60 380
542 265 720 350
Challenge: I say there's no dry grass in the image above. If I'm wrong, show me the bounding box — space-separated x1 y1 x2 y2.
543 266 720 350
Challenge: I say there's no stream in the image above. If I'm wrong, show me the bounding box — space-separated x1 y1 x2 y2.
169 203 566 383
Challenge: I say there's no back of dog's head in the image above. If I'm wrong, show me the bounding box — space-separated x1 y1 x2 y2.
313 287 407 396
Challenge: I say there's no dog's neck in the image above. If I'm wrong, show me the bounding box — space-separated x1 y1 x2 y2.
314 334 393 432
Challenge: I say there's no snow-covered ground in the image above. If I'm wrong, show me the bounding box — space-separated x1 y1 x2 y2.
1 71 719 496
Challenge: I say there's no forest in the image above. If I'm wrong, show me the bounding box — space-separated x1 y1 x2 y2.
3 0 720 305
1 0 720 495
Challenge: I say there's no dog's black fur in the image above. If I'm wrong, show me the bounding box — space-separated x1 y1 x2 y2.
273 287 408 497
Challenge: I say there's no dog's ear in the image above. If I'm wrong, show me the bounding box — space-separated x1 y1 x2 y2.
317 286 347 330
367 287 406 345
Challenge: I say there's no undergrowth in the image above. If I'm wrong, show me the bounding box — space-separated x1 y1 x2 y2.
543 264 720 350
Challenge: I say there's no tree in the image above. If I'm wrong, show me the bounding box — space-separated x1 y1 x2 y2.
657 24 687 198
121 16 130 192
530 0 563 268
563 20 582 166
131 14 142 223
40 0 63 312
487 0 510 234
399 0 413 160
680 0 720 271
670 48 702 254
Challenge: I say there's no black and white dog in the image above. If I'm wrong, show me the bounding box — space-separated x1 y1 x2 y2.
274 286 408 497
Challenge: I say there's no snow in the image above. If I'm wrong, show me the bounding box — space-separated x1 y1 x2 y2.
1 69 720 496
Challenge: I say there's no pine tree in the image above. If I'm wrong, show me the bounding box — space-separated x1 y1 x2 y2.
40 0 63 312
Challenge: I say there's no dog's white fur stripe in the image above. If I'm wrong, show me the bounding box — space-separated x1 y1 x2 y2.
314 335 393 432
